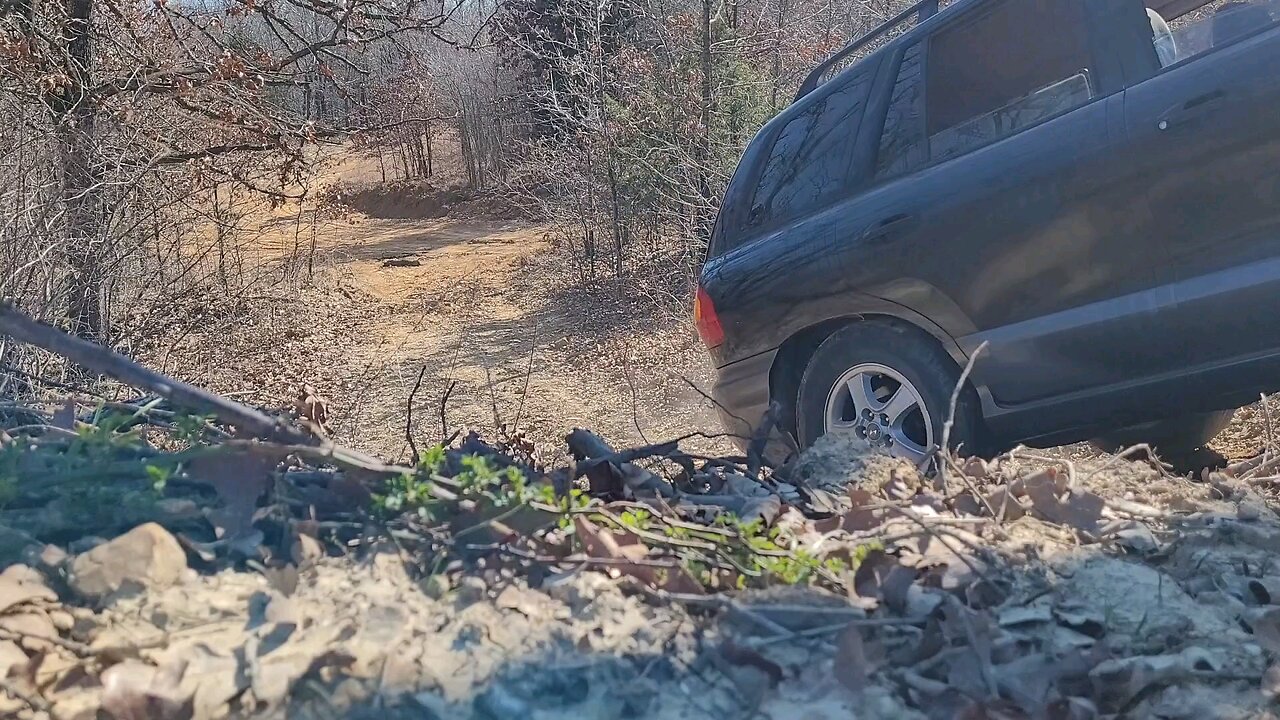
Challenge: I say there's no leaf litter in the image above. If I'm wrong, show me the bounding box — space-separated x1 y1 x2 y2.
4 390 1280 719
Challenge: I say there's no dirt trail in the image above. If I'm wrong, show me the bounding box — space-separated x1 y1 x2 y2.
259 153 727 463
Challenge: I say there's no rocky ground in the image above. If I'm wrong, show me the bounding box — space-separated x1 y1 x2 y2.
4 393 1280 719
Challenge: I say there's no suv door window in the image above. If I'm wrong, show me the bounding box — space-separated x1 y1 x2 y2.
1147 1 1280 69
748 62 877 230
926 0 1096 163
875 42 927 180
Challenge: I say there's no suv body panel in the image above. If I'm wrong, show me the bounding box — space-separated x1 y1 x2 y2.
703 0 1280 449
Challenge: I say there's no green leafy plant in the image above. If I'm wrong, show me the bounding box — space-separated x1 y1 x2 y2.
145 464 172 493
373 472 438 519
173 413 216 445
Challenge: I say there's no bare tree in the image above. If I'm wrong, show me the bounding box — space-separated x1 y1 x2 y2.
0 0 463 340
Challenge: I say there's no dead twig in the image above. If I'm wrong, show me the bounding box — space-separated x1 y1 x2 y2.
939 341 989 494
405 365 427 464
1083 444 1166 483
511 322 541 433
0 303 311 445
439 379 457 444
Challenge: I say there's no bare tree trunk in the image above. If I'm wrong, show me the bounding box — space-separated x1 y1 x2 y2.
771 0 788 112
59 0 103 340
696 0 716 243
424 122 434 177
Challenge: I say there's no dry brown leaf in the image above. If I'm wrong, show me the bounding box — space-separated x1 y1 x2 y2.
984 486 1025 521
1023 473 1104 533
842 487 884 531
294 384 331 437
1248 578 1280 605
50 398 76 430
962 457 989 478
717 639 783 687
1249 607 1280 654
833 623 883 694
186 449 284 540
290 533 323 568
573 517 703 595
100 659 192 720
263 564 300 597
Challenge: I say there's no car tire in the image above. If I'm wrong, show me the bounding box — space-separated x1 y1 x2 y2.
1089 409 1236 456
796 322 987 463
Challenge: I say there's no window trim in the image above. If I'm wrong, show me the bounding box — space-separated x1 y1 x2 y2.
871 42 930 183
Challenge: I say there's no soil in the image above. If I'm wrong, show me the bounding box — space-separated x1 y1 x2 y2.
153 148 727 467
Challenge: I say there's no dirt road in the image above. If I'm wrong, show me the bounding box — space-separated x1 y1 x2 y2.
208 148 727 464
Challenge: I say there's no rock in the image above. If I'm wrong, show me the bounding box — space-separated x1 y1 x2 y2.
474 684 531 719
0 525 38 568
68 536 107 555
455 575 488 606
0 567 55 613
250 590 300 629
2 612 58 652
290 533 323 567
545 571 613 609
100 659 191 720
156 498 201 520
67 523 187 602
420 573 451 600
48 609 75 632
24 543 68 572
1238 501 1266 522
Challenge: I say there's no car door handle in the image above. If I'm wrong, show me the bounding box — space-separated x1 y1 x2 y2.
1158 89 1228 131
860 213 915 243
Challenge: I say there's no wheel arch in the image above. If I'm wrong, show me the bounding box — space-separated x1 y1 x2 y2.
769 311 967 440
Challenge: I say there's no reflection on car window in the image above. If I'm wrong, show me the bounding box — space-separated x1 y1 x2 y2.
876 43 927 180
932 73 1092 164
1156 0 1280 65
925 0 1094 163
749 63 876 229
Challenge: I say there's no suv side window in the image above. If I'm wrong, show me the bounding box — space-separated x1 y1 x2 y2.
925 0 1095 163
876 42 927 180
748 61 878 229
1146 1 1280 72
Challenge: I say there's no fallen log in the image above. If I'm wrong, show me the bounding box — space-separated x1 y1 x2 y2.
0 303 446 493
0 303 309 445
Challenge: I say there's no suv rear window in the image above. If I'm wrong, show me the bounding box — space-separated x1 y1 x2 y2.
747 60 879 231
926 0 1094 162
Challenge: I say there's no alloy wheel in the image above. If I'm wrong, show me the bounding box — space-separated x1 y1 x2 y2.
824 363 934 465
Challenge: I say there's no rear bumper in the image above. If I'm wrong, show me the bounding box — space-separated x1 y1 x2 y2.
710 350 778 452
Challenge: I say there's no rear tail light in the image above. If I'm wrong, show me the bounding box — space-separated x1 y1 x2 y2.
694 285 725 348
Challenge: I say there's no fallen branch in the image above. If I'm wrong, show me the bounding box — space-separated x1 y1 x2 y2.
0 303 426 490
0 303 311 445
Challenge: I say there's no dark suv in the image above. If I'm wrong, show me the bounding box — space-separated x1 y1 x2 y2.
698 0 1280 463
